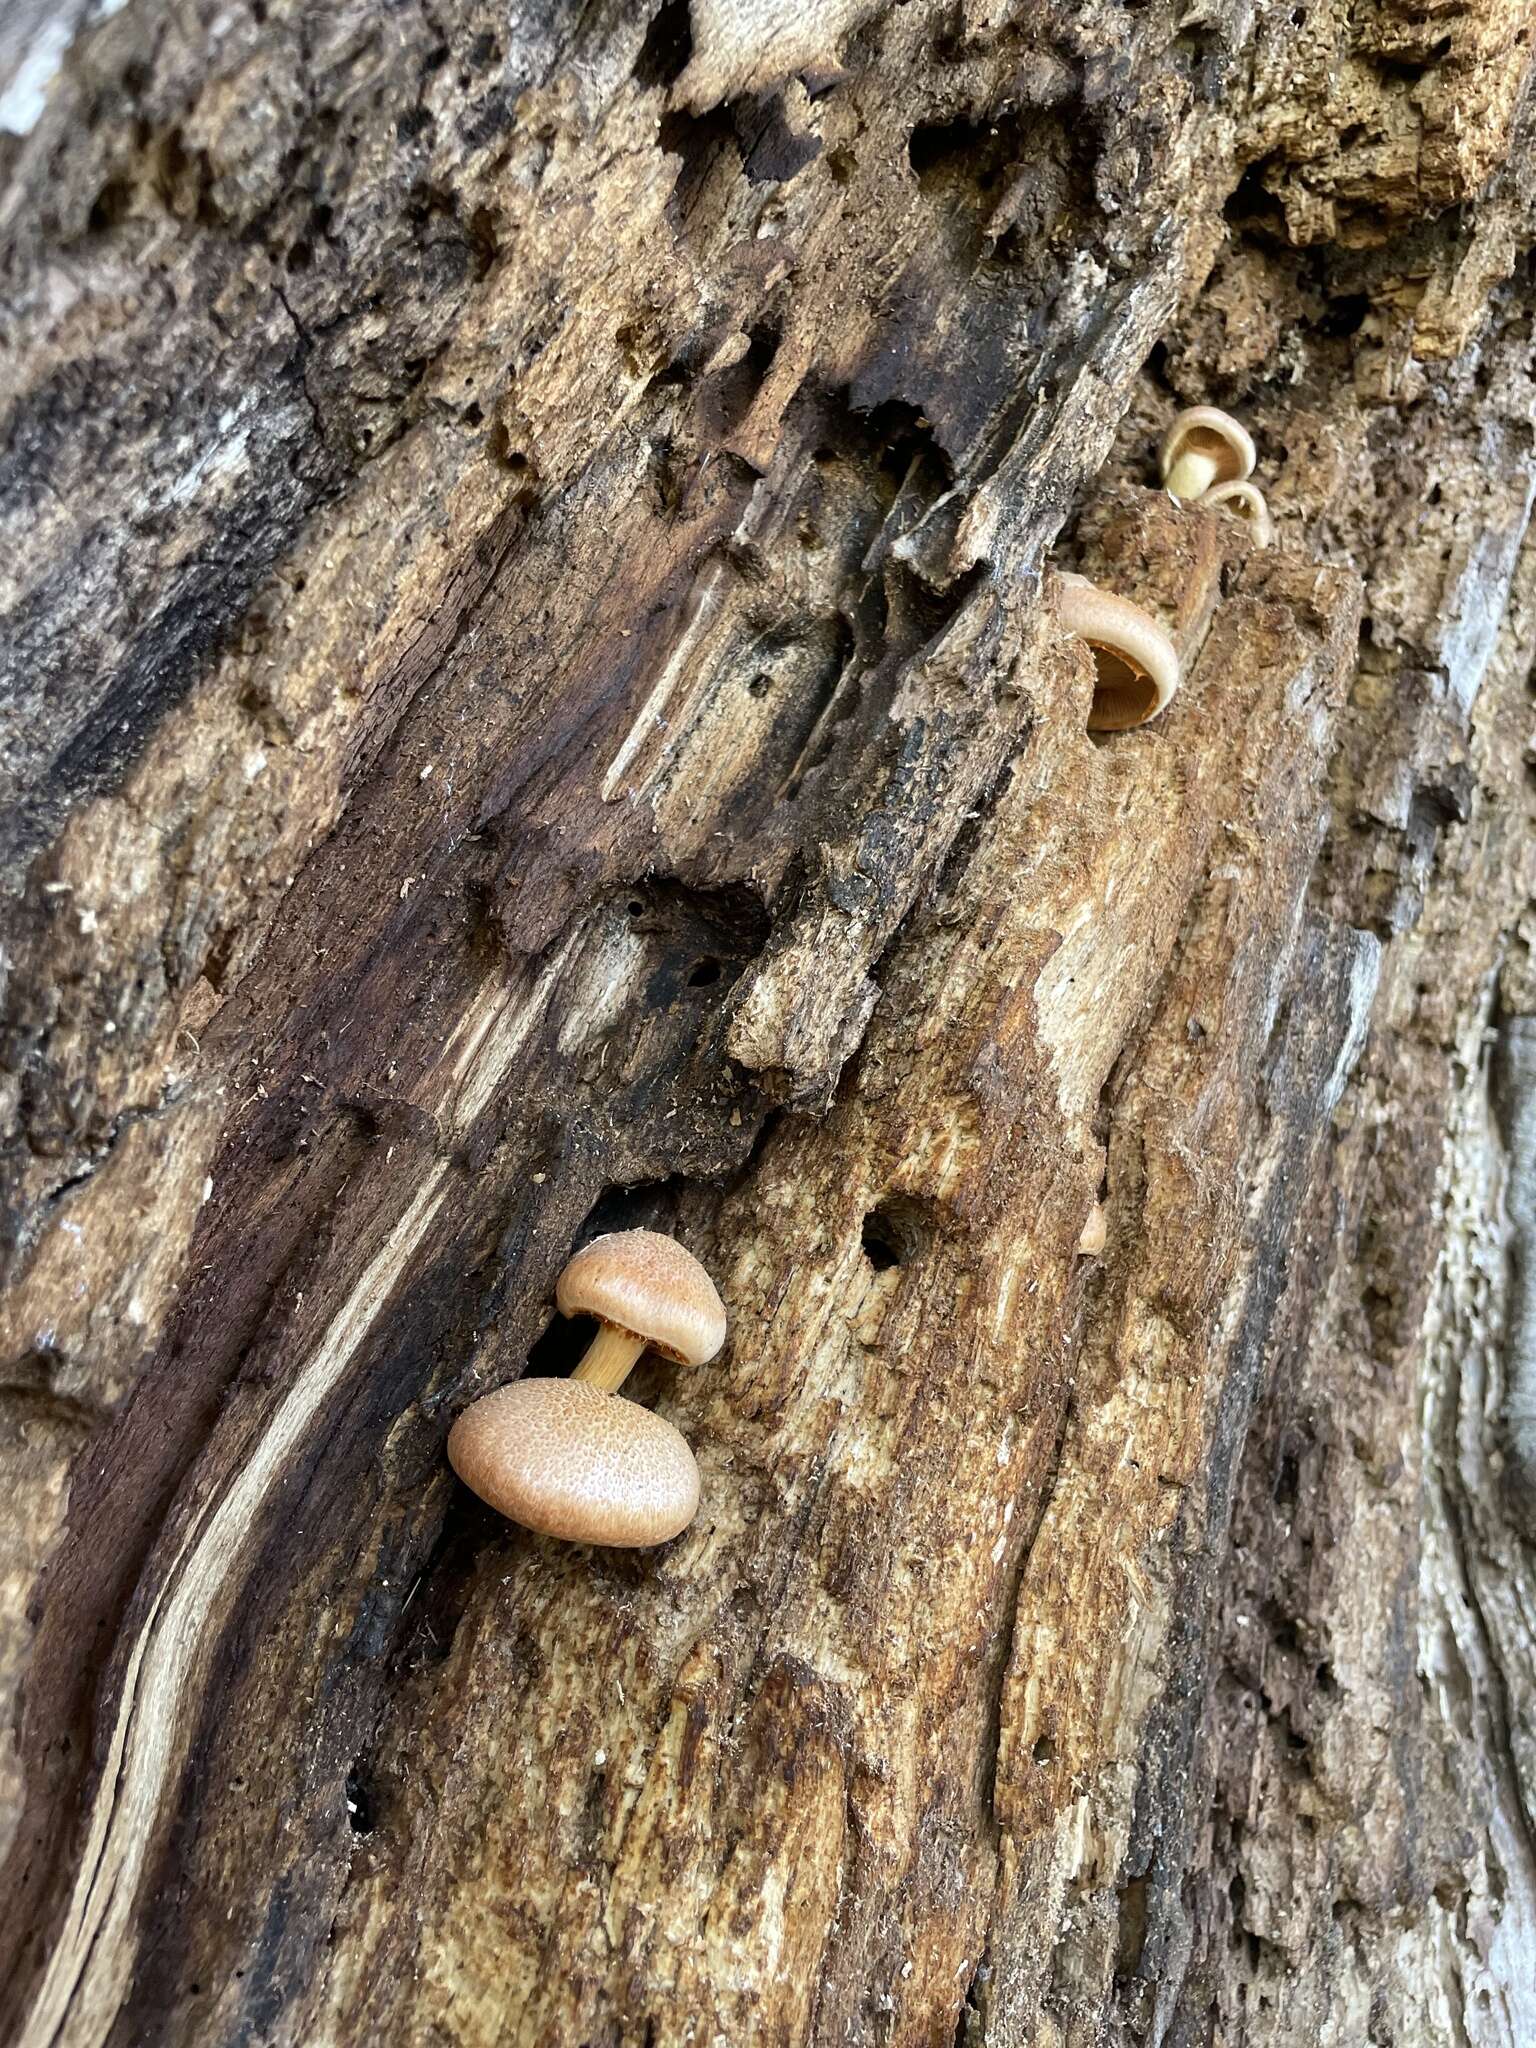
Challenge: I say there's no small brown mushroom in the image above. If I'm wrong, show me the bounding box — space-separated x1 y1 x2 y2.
447 1378 700 1546
446 1230 726 1546
557 1228 727 1390
1203 479 1273 549
1159 406 1256 503
1058 573 1182 733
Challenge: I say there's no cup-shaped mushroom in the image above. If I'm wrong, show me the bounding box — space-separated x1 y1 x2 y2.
1159 406 1256 503
1058 574 1181 732
447 1378 701 1546
557 1228 727 1391
1203 479 1273 549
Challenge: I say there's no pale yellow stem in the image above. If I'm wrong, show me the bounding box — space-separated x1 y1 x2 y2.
572 1322 646 1392
1165 447 1219 502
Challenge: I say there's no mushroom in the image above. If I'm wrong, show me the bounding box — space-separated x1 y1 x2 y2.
446 1378 702 1546
446 1229 726 1547
1203 479 1273 549
1058 573 1182 733
1159 406 1256 504
1077 1203 1107 1257
557 1228 727 1390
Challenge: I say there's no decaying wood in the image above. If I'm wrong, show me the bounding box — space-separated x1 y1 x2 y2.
3 0 1536 2042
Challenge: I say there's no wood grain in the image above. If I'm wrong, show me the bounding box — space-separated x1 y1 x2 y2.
3 0 1536 2042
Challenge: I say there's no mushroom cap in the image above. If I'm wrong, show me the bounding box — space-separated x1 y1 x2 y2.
1203 479 1274 548
1158 406 1256 493
556 1228 726 1365
447 1378 701 1546
1058 574 1182 732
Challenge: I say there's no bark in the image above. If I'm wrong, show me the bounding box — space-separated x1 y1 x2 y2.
2 0 1536 2043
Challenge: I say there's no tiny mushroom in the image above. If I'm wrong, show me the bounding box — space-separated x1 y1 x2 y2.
447 1229 726 1547
1159 406 1256 504
1078 1203 1108 1257
1203 479 1274 549
1058 573 1182 733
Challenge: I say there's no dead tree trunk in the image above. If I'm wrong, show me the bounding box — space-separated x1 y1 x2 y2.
3 1 1536 2041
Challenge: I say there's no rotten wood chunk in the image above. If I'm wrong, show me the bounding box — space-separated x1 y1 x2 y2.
3 1 1536 2044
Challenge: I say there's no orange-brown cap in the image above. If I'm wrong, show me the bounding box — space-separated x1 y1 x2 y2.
556 1229 726 1365
447 1378 701 1546
1058 574 1181 732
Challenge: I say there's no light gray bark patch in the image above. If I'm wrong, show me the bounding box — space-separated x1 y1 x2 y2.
1492 1014 1536 1519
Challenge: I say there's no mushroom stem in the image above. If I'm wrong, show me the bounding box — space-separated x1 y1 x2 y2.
1165 448 1220 502
572 1322 648 1392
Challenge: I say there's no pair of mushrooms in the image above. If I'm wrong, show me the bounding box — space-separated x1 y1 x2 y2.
1159 404 1274 546
448 1229 724 1548
1061 405 1269 734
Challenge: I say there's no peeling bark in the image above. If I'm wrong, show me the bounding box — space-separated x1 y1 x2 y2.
3 1 1536 2043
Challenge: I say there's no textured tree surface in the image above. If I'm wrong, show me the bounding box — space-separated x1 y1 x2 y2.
4 0 1536 2042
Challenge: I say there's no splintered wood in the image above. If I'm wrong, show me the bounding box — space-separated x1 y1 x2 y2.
2 2 1536 2043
